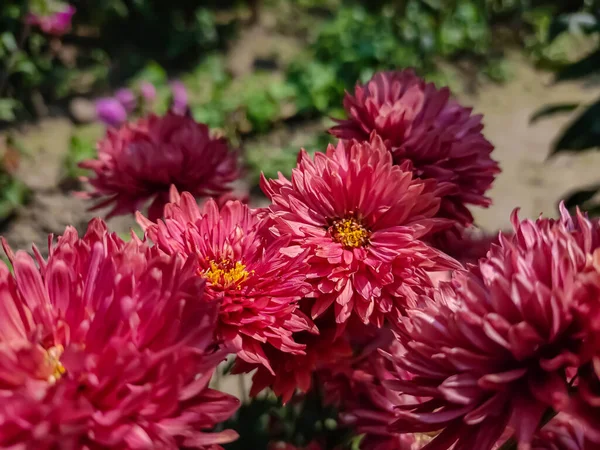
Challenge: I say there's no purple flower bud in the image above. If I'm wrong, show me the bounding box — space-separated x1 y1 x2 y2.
115 88 136 114
170 81 188 115
95 98 127 127
140 82 157 103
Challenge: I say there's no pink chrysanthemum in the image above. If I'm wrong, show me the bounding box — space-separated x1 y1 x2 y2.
0 219 239 448
329 70 499 227
27 3 75 36
555 248 600 444
261 136 458 331
387 205 600 449
137 188 314 376
79 112 239 220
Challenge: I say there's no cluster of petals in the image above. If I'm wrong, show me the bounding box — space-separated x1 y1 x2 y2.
320 335 429 450
329 69 499 227
80 112 239 220
387 205 600 449
431 225 512 266
27 3 75 36
530 415 591 450
0 219 239 448
557 246 600 443
261 135 458 331
232 310 352 403
137 188 314 377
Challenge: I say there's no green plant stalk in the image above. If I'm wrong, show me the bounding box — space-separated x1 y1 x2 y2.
0 22 31 98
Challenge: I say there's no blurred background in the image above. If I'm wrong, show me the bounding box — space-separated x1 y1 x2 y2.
2 0 600 255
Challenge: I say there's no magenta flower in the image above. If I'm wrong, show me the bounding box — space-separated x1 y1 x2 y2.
27 4 75 36
0 219 239 448
171 80 189 115
387 205 600 449
261 135 459 332
95 97 128 127
79 112 239 220
330 70 499 227
141 81 157 104
115 88 137 113
137 189 314 377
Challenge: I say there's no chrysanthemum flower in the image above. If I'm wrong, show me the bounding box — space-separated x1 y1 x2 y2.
0 219 239 448
137 188 314 377
555 248 600 444
329 70 499 227
79 112 239 220
387 205 600 449
530 415 590 450
319 335 428 450
232 310 353 403
431 225 512 266
261 136 458 331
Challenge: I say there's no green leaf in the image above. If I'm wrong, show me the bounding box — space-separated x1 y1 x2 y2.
564 185 600 210
63 135 97 180
551 98 600 155
132 61 168 86
0 98 19 122
555 50 600 82
0 32 17 52
530 103 579 124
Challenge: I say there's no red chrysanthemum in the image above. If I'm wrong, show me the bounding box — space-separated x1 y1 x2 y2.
261 136 458 332
137 188 314 376
387 205 600 449
0 219 239 449
232 309 353 403
79 112 239 220
329 70 499 227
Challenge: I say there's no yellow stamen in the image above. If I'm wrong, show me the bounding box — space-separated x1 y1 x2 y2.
202 259 250 290
330 217 370 248
45 345 66 384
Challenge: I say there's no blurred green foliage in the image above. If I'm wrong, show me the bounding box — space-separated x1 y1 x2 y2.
222 389 352 450
63 133 96 181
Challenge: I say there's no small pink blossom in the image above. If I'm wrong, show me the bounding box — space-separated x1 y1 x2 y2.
27 4 75 36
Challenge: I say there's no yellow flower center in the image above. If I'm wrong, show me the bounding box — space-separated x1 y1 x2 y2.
45 345 66 384
330 217 370 248
202 259 250 290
